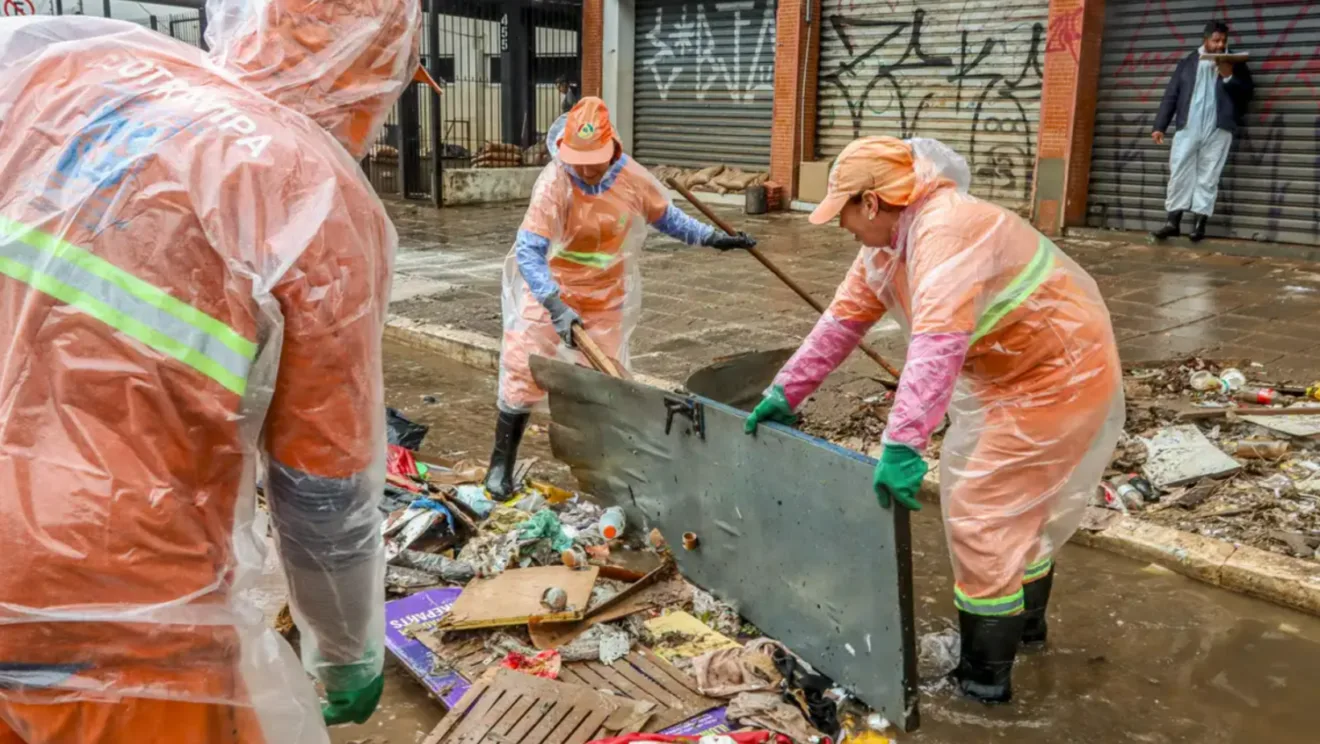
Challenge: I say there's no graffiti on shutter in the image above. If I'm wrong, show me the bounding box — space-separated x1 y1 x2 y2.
816 1 1048 208
639 0 776 104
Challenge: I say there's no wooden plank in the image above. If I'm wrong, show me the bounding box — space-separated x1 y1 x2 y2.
449 686 507 744
554 667 597 688
505 698 558 744
491 693 538 739
565 708 613 744
542 704 593 744
637 649 705 696
529 572 689 650
457 689 520 744
519 700 574 744
423 680 490 744
576 662 651 702
627 652 701 703
609 661 687 708
439 566 600 630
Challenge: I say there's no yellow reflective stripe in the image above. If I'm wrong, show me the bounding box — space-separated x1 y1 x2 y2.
954 585 1025 616
556 250 616 269
1023 557 1054 583
971 235 1056 343
0 254 247 394
0 215 257 359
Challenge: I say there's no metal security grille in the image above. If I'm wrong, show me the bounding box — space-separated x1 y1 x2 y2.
815 0 1048 210
1087 2 1320 245
633 0 778 170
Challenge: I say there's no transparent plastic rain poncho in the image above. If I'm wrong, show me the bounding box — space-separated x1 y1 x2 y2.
499 115 713 412
775 139 1124 612
0 2 419 740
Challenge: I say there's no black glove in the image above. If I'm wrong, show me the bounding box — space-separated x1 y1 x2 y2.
704 231 757 251
541 293 583 347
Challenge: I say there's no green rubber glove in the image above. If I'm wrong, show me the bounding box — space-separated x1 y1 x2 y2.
873 443 926 511
323 673 385 726
744 385 797 434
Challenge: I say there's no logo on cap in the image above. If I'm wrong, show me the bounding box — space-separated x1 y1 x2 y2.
578 122 597 139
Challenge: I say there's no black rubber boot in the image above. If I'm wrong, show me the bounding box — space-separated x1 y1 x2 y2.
484 411 530 499
1021 569 1055 647
1151 211 1183 240
1189 214 1209 243
952 610 1026 704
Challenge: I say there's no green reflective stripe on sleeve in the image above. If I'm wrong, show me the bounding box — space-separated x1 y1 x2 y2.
556 250 615 269
1023 557 1054 583
0 254 247 394
971 235 1056 343
954 585 1025 617
0 215 257 359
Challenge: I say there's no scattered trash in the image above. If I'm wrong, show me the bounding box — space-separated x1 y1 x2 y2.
918 627 960 679
690 639 786 697
517 509 575 553
382 498 453 559
1220 368 1247 391
1239 411 1320 439
500 648 563 679
1235 440 1290 460
391 549 476 584
542 586 569 612
453 484 498 518
646 611 741 663
1142 425 1242 489
1189 370 1226 393
1235 386 1287 406
727 692 820 744
386 407 430 450
691 587 742 638
600 506 627 540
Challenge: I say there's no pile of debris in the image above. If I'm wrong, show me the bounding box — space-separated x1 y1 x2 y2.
652 165 768 196
1097 359 1320 560
470 141 552 169
369 409 895 744
792 357 1320 562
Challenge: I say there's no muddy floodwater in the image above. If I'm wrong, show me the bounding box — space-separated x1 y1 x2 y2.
331 341 1320 744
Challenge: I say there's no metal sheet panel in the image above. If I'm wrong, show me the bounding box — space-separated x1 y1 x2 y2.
1087 2 1320 245
531 356 920 731
815 0 1049 210
633 0 778 170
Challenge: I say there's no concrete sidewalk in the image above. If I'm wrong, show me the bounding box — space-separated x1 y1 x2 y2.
386 198 1320 385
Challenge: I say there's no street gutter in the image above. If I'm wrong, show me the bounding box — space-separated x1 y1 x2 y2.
385 315 1320 618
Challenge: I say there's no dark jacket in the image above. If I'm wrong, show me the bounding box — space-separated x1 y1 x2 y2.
1154 50 1254 134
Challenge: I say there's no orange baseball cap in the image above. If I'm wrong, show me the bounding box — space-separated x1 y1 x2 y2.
558 97 620 166
809 136 917 225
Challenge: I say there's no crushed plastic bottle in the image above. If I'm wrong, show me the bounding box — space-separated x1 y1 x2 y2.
454 484 497 518
1219 368 1246 391
1189 370 1226 393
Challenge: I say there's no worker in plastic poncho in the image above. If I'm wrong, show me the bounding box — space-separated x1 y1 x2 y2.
0 2 438 741
484 97 757 498
743 137 1125 704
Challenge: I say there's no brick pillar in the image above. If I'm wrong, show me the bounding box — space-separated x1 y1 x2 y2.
1032 0 1105 235
769 0 820 202
582 0 605 98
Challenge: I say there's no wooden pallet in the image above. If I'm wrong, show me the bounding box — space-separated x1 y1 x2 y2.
414 632 721 735
556 649 720 732
421 668 655 744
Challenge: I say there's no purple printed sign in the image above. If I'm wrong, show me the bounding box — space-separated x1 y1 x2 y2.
659 707 730 737
385 587 471 707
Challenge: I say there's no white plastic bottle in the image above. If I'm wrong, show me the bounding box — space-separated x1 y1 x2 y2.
599 507 626 540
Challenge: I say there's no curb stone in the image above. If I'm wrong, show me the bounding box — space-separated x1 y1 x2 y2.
386 316 1320 617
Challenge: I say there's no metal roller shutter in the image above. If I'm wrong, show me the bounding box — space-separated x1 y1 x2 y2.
633 0 777 170
1087 2 1320 245
815 0 1049 211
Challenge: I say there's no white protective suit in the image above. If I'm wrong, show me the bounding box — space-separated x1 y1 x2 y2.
1166 46 1233 216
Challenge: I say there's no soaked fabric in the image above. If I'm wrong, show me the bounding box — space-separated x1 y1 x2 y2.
775 139 1124 613
0 2 419 741
500 124 708 412
1165 46 1233 216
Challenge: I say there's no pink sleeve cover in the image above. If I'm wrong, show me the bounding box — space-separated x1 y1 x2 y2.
883 331 969 451
772 315 872 410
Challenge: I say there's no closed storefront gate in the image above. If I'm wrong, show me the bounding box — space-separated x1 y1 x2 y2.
632 0 778 171
1087 3 1320 245
815 0 1049 212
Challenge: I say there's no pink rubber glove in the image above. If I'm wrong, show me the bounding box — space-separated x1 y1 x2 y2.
883 331 969 451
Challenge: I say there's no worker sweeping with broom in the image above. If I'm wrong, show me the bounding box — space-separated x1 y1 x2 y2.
484 97 756 498
744 136 1124 704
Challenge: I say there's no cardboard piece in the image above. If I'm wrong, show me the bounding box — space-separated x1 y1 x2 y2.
438 566 600 630
1240 413 1320 440
385 588 472 707
797 160 831 204
644 611 740 662
421 667 656 744
530 570 690 650
1142 425 1241 489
